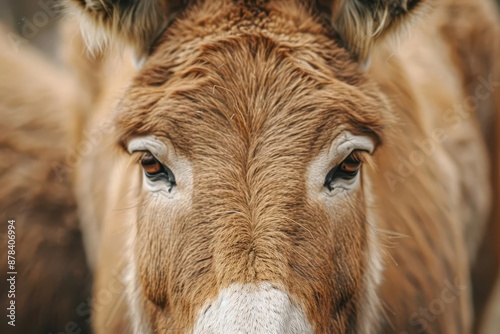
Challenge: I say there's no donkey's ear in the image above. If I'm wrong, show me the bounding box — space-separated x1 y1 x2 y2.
65 0 183 56
321 0 433 61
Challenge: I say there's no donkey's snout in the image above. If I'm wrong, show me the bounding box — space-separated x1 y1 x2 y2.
193 282 313 334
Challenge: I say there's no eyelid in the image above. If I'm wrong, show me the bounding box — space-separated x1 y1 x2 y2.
331 135 375 163
345 150 366 163
133 150 156 164
326 150 368 175
128 139 169 168
127 137 166 157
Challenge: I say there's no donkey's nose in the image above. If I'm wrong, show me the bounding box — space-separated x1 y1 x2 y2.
193 282 313 333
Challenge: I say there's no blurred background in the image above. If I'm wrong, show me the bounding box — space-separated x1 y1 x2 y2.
0 0 61 61
0 1 92 334
2 0 500 58
0 0 499 333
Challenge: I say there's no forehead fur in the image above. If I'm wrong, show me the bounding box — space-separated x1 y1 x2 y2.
116 0 386 157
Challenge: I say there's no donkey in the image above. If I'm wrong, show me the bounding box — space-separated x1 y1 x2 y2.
65 0 500 332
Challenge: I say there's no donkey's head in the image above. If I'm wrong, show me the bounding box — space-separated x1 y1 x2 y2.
68 0 430 332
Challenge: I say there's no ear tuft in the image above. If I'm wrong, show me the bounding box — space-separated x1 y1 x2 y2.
65 0 181 56
329 0 433 60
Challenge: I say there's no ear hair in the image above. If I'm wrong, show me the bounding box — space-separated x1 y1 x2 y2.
328 0 433 61
65 0 183 56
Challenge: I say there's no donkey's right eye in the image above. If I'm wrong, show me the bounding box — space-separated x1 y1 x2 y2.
138 152 177 192
140 152 163 176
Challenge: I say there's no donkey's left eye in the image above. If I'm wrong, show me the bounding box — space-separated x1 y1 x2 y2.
139 152 176 191
324 151 363 192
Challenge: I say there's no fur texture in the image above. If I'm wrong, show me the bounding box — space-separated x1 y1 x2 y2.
65 0 185 55
317 0 435 60
0 25 92 333
63 0 500 333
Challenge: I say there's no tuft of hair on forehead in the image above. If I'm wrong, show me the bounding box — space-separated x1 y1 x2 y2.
321 0 435 61
64 0 186 56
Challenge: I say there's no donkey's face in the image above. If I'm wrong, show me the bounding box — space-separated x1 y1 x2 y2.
119 26 384 334
69 0 428 332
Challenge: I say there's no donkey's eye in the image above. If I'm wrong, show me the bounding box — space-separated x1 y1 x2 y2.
139 152 176 191
140 153 163 175
339 156 362 175
324 151 363 192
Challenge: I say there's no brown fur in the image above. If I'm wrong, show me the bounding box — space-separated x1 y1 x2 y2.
65 0 186 55
325 0 435 60
56 19 138 332
436 1 500 331
0 25 92 333
63 0 500 333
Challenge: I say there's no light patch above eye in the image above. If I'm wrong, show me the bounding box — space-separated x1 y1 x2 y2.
330 132 374 162
128 136 167 157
